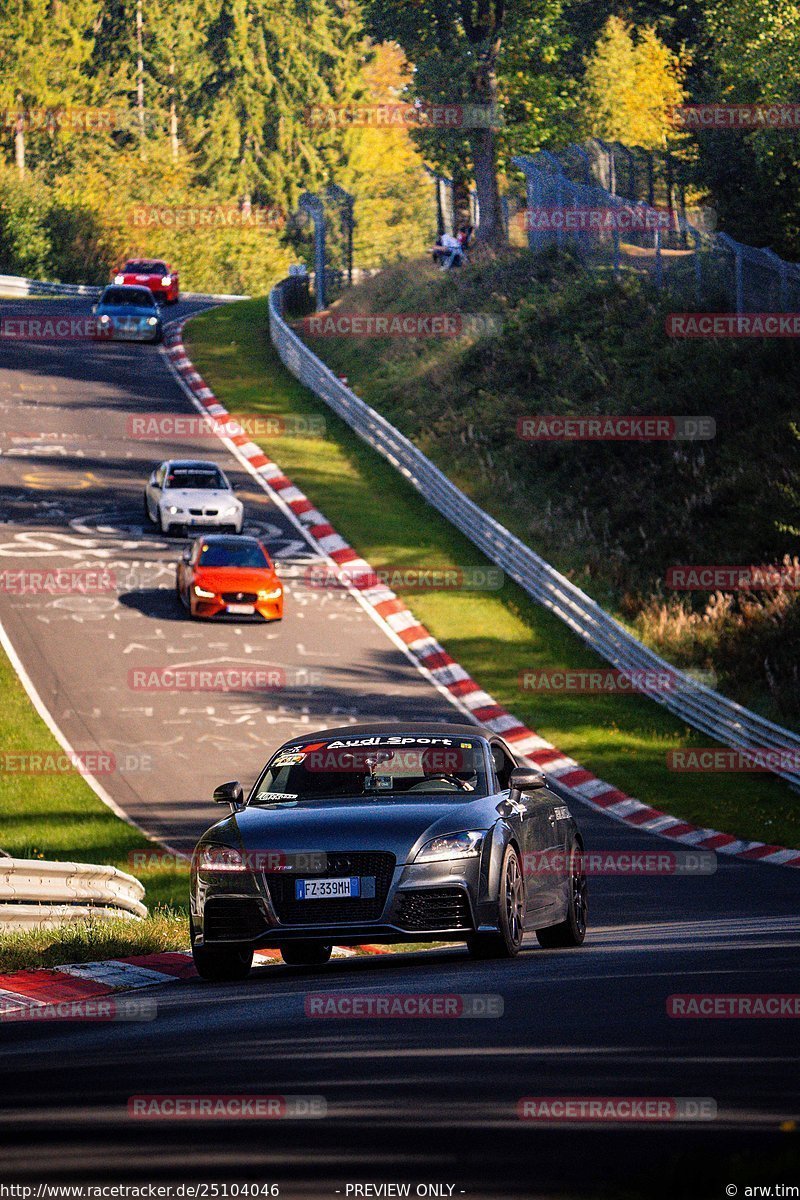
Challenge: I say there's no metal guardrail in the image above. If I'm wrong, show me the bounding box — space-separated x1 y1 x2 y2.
269 280 800 791
0 857 147 931
0 274 248 303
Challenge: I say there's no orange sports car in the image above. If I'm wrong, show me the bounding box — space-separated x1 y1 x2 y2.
176 534 284 621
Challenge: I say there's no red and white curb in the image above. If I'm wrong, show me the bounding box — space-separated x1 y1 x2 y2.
0 946 393 1013
160 324 799 871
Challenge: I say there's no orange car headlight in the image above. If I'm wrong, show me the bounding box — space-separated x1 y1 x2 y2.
257 587 282 601
194 584 216 599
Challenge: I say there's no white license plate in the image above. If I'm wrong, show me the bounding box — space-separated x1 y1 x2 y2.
296 877 359 900
226 603 254 614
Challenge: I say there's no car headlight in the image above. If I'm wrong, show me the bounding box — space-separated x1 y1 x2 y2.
194 584 215 598
99 314 111 324
162 275 172 286
114 274 125 284
147 316 158 326
258 587 282 601
197 845 244 872
414 831 485 863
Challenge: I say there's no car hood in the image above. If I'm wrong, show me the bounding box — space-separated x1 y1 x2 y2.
227 793 498 863
194 566 278 590
160 488 237 505
98 305 159 319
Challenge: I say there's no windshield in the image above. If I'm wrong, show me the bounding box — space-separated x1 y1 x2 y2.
250 737 488 803
166 466 226 490
102 287 155 308
124 261 167 274
198 541 268 569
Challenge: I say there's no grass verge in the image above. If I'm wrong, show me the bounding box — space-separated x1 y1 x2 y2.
0 640 190 924
184 297 799 851
0 912 187 974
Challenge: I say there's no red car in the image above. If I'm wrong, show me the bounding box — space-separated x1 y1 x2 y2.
114 258 179 304
177 534 284 622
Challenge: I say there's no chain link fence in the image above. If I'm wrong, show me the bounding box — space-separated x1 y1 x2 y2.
512 141 800 313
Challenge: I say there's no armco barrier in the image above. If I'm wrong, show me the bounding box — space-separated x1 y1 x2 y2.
0 857 147 931
0 274 248 303
269 280 800 792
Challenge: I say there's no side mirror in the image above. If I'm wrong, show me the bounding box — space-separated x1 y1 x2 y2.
213 780 245 811
509 767 546 801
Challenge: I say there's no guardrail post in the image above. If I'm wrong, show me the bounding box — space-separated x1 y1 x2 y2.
762 247 788 310
327 183 356 288
692 229 703 304
299 192 327 311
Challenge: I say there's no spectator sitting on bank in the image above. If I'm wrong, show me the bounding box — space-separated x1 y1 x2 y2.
440 230 464 269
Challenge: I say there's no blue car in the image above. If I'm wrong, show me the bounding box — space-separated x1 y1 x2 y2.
93 284 163 343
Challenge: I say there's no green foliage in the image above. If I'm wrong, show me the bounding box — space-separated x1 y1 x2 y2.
0 166 52 275
696 0 800 257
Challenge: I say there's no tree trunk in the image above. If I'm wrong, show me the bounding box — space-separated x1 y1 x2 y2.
136 0 145 157
452 173 472 232
470 50 504 246
169 59 178 163
14 101 25 180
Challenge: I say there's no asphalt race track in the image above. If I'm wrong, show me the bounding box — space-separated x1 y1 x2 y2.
0 299 798 1196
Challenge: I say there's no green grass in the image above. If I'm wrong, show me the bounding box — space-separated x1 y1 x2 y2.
0 912 187 974
185 297 800 850
0 643 190 913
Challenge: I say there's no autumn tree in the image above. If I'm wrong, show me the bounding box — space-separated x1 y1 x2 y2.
583 15 687 149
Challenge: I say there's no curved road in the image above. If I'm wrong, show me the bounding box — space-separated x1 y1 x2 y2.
0 299 798 1196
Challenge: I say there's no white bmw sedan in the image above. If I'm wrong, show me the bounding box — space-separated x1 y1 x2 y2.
144 459 244 536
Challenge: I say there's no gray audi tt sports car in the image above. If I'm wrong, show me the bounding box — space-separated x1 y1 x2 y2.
190 722 587 981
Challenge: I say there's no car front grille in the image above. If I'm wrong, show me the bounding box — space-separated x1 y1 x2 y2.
265 851 396 924
204 895 266 941
221 591 258 603
189 508 218 516
395 888 473 932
